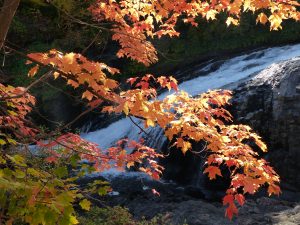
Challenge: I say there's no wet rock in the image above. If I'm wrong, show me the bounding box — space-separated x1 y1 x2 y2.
230 57 300 190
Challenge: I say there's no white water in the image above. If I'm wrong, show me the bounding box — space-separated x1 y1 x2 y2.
82 44 300 153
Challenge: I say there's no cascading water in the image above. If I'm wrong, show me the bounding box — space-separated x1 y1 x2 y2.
80 44 300 182
82 44 300 151
79 44 300 202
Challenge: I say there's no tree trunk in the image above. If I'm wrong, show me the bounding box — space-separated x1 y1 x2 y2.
0 0 20 49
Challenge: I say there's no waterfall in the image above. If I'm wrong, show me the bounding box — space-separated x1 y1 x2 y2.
82 44 300 153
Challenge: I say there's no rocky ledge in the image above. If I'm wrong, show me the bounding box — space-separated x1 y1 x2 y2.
86 173 300 225
230 57 300 190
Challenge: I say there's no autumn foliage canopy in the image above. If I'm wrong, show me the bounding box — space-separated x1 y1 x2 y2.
1 0 299 224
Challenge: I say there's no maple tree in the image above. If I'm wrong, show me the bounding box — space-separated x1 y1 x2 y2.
1 0 299 224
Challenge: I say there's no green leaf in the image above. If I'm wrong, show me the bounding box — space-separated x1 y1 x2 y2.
98 186 111 196
44 210 58 225
54 166 68 178
27 168 41 178
0 156 6 164
69 154 80 167
7 138 17 145
25 0 48 6
56 192 75 207
14 169 26 179
7 155 26 166
79 199 91 211
92 180 110 186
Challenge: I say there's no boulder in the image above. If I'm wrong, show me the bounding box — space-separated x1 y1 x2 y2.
230 57 300 190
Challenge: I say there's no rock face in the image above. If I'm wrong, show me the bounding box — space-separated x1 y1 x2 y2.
230 57 300 190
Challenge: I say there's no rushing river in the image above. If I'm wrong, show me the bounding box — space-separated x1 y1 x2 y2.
82 44 300 155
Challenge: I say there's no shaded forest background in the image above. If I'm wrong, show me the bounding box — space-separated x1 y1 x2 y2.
2 0 300 129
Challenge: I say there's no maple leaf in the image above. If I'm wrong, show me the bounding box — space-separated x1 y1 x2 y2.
204 166 222 180
269 14 283 30
67 79 80 89
235 194 245 206
226 17 239 26
223 194 234 206
82 91 94 101
176 138 192 154
28 65 39 77
145 119 155 127
268 184 281 196
127 77 138 86
225 203 238 220
256 13 268 25
223 194 239 220
243 178 259 194
79 199 91 211
169 76 179 91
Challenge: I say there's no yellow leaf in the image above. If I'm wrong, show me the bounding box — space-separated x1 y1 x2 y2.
7 138 17 145
226 17 239 26
206 10 217 20
70 215 79 224
142 103 149 112
79 199 91 211
146 119 155 127
0 139 6 145
269 14 282 30
176 138 191 154
243 0 252 12
222 136 231 143
53 72 60 79
123 102 129 115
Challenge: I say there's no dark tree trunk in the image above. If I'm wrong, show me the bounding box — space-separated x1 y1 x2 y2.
0 0 20 49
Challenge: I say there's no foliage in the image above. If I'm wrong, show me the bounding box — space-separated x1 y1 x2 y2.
1 0 298 224
89 0 300 66
78 206 170 225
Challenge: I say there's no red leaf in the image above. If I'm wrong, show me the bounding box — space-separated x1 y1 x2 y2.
223 194 234 206
151 171 160 180
136 81 149 89
45 156 57 163
225 203 238 220
235 194 245 206
127 77 138 86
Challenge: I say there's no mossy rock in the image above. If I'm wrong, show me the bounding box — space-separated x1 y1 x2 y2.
78 206 171 225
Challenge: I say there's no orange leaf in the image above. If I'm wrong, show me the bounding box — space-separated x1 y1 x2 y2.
82 91 94 101
28 65 39 77
204 166 222 180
